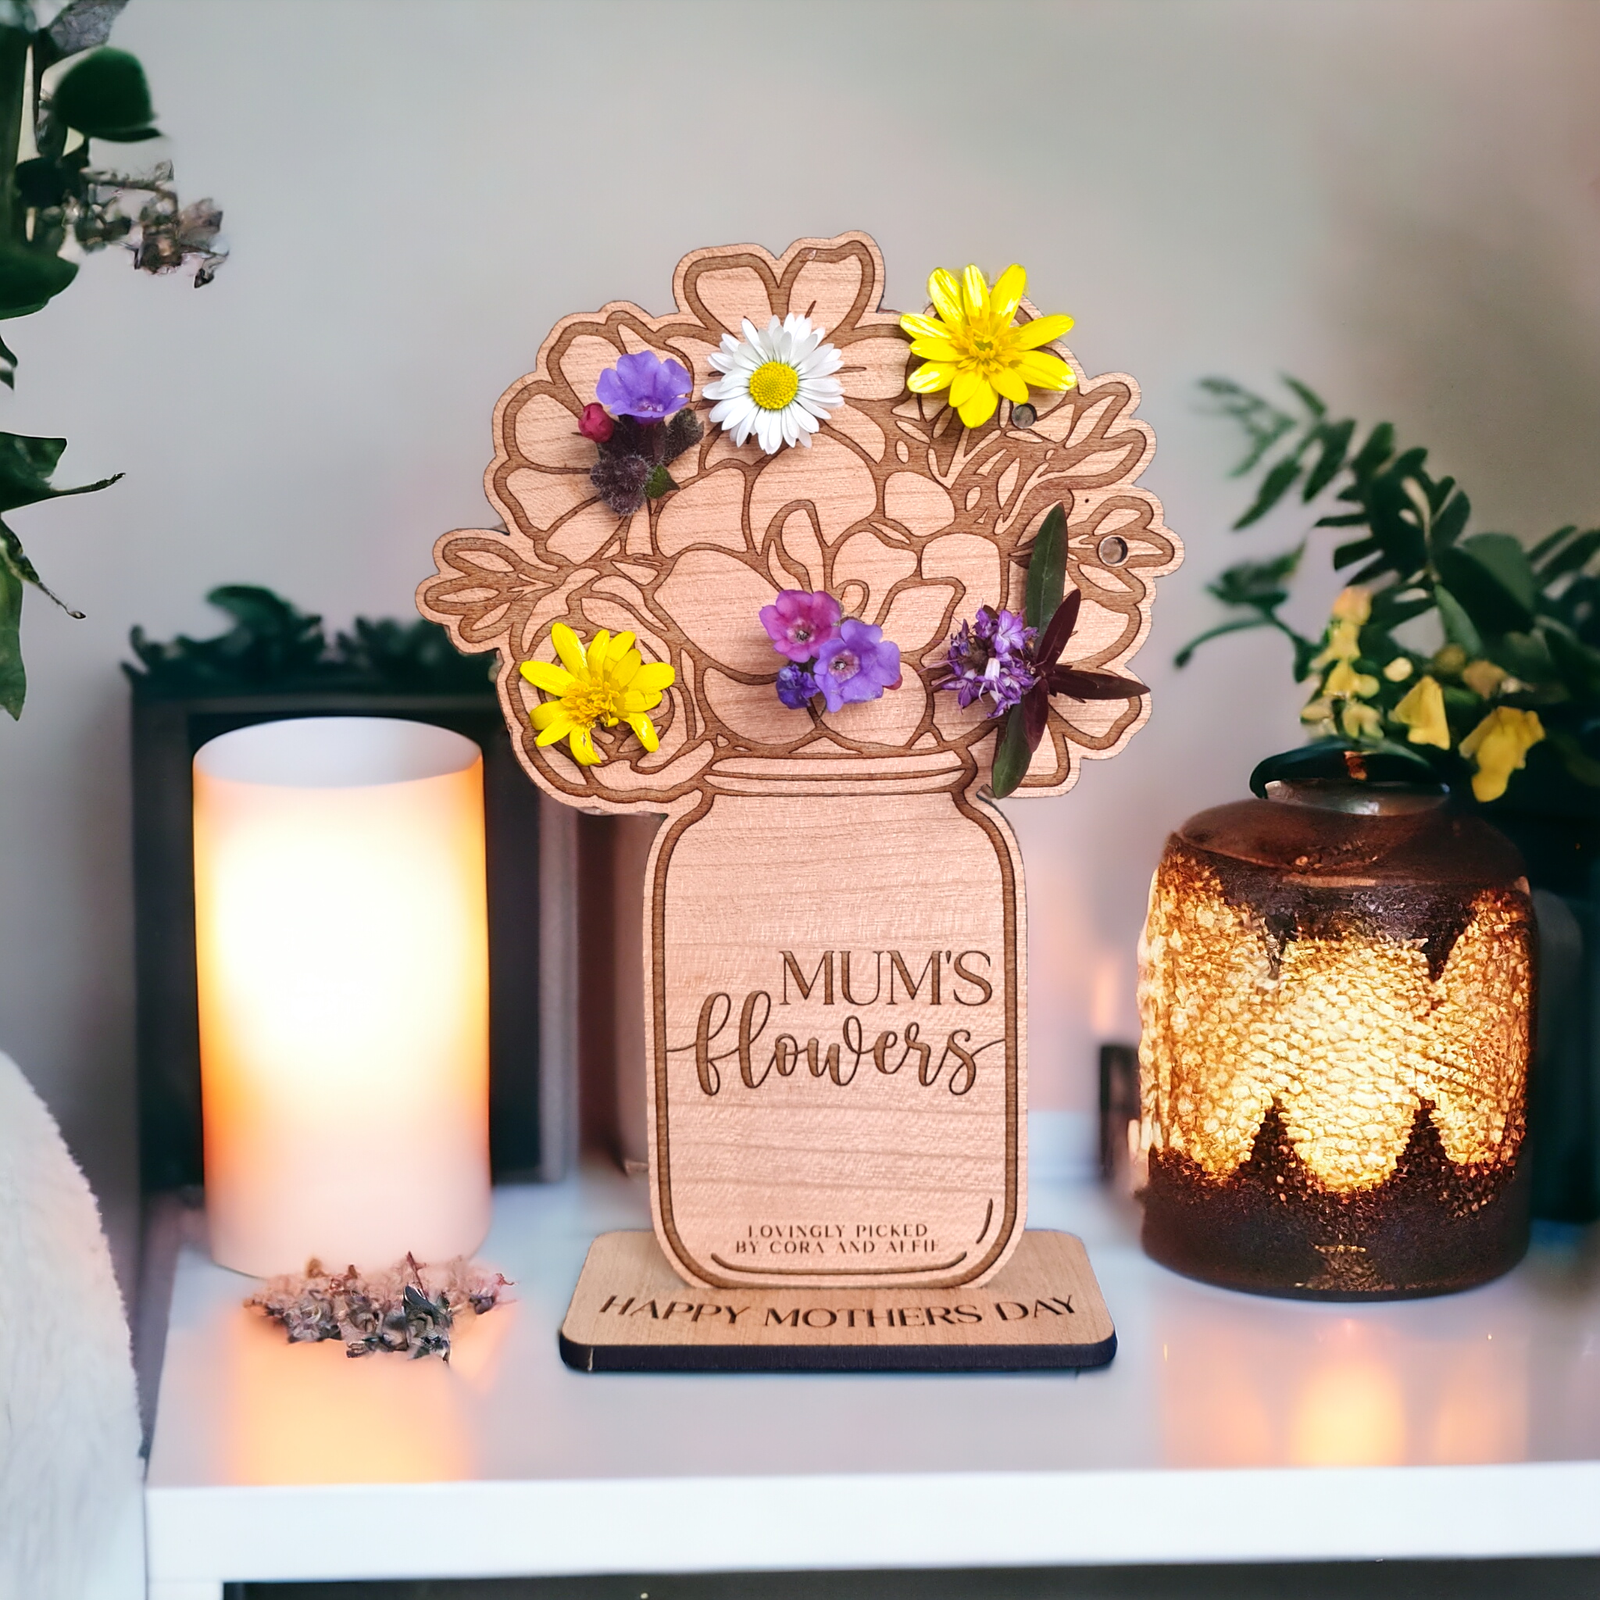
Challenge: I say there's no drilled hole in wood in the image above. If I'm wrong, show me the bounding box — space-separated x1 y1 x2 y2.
1098 534 1129 565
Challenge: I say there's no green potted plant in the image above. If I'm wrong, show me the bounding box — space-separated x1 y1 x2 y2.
0 0 225 718
1184 376 1600 1222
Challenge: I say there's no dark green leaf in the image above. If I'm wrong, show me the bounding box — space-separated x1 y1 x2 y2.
1313 511 1369 528
1301 418 1355 500
1348 421 1396 480
1281 377 1327 419
50 47 156 138
1022 503 1067 631
1197 377 1297 476
1463 532 1537 610
1366 593 1435 630
1333 537 1379 570
1530 525 1579 564
1498 628 1556 683
989 705 1033 798
1434 583 1484 656
1544 628 1600 701
1363 468 1429 577
1435 544 1532 635
0 431 121 513
1232 455 1302 529
0 554 22 718
1547 730 1600 788
0 247 78 320
1426 475 1456 516
0 517 83 616
1537 527 1600 585
1173 616 1271 668
0 331 14 390
1428 491 1471 555
1205 545 1303 610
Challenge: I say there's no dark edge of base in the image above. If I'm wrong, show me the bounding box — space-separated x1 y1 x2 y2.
1142 1241 1529 1302
558 1329 1117 1374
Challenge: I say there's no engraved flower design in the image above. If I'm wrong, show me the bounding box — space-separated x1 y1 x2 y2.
418 234 1179 813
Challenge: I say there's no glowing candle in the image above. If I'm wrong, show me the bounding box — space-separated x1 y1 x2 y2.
193 717 491 1277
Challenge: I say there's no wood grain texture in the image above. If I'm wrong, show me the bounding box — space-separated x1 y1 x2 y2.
558 1228 1115 1372
416 234 1180 1292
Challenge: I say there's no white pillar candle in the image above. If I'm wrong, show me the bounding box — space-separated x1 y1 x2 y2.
193 717 491 1277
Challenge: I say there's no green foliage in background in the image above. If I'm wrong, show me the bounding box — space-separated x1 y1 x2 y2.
1180 377 1600 815
0 0 225 718
126 585 494 697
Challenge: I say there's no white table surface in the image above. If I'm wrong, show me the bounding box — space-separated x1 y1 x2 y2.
144 1128 1600 1596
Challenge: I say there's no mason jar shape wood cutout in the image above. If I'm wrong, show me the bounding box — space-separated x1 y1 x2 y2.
419 234 1179 1288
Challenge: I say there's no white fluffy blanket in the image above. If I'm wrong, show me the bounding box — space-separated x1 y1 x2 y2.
0 1051 142 1598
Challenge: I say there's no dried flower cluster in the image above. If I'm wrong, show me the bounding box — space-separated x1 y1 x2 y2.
245 1254 510 1360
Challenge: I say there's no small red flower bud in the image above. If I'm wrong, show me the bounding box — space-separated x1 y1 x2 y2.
577 403 614 443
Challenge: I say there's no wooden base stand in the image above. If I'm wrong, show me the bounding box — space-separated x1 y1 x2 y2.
559 1230 1115 1373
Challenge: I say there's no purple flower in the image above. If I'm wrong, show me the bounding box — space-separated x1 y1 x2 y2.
937 605 1039 716
814 618 901 712
595 351 693 421
760 589 842 662
775 663 819 709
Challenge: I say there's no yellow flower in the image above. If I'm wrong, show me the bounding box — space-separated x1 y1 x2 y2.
1330 586 1372 625
520 623 675 767
1391 674 1451 749
1432 644 1468 676
900 264 1075 429
1462 658 1507 698
1322 659 1379 700
1460 707 1544 803
1383 656 1414 682
1341 701 1382 740
1300 696 1335 730
1311 619 1362 670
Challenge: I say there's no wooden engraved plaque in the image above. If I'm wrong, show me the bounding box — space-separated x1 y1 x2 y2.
559 1228 1116 1372
419 233 1178 1296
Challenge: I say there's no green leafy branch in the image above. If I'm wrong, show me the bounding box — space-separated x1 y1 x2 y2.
1182 377 1600 811
0 0 226 718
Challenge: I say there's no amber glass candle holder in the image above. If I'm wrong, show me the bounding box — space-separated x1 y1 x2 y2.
1137 776 1534 1299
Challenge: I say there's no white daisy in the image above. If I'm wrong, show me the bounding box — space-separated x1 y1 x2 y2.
703 313 845 454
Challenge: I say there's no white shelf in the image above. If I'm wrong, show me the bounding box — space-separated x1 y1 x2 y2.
144 1129 1600 1596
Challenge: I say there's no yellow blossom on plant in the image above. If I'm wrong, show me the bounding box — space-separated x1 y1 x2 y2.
520 622 675 767
1342 701 1382 740
1300 696 1334 729
1462 658 1507 698
1383 656 1415 682
1392 674 1451 749
1330 586 1372 625
900 264 1075 429
1459 706 1545 802
1310 621 1361 670
1323 659 1379 700
1433 644 1468 676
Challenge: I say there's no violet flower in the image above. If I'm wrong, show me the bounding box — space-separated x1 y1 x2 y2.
760 590 842 663
814 618 901 712
595 351 693 422
775 663 820 709
938 605 1039 716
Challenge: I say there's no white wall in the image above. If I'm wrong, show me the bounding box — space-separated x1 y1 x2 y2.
2 0 1597 1281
